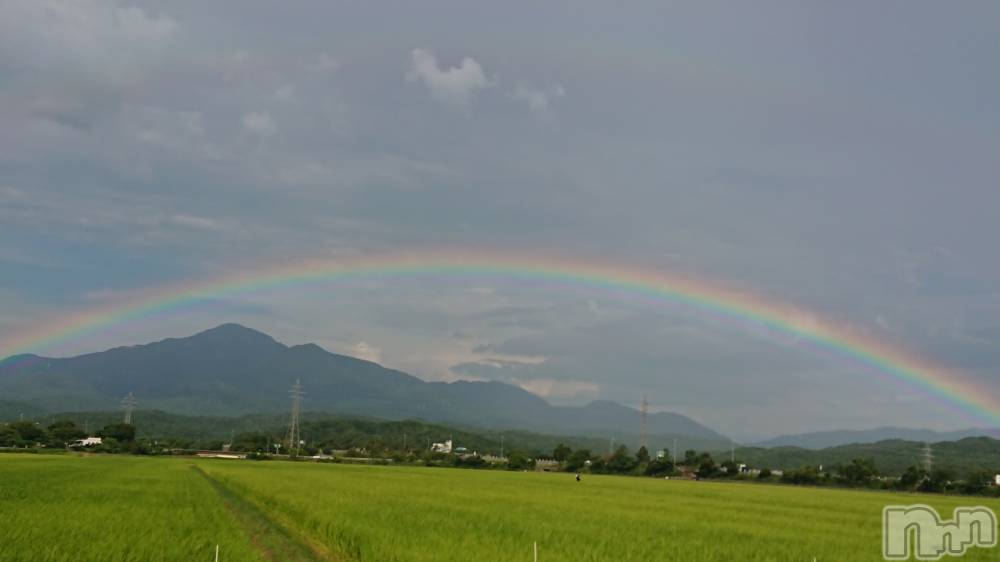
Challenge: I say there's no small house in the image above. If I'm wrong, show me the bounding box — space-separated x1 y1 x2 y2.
430 439 452 454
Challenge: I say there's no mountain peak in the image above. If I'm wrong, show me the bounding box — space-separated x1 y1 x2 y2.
183 323 285 350
0 353 45 369
288 342 328 355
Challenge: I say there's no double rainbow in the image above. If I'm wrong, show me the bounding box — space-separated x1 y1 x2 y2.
2 250 996 425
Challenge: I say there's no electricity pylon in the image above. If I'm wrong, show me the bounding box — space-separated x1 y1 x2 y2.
639 395 649 450
286 380 303 457
122 392 137 424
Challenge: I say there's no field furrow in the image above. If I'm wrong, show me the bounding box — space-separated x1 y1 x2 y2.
192 464 339 562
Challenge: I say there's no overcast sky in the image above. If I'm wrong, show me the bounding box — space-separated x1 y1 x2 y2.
1 1 997 440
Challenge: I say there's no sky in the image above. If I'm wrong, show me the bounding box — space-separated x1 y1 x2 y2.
1 0 997 440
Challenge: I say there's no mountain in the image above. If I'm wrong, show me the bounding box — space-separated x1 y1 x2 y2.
0 399 46 421
753 427 1000 449
0 323 728 448
732 436 1000 476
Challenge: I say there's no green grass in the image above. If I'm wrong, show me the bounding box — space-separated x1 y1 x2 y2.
0 455 264 562
4 454 1000 561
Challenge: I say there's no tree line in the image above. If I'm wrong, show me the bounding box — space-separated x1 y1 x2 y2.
6 418 1000 497
1 419 141 453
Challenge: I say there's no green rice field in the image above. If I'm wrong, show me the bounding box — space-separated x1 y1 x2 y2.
2 453 998 561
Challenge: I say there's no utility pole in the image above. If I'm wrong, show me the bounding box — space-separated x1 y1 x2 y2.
609 437 615 455
640 395 649 451
500 434 504 458
731 441 735 464
286 379 303 457
122 392 137 425
403 432 407 452
672 438 678 465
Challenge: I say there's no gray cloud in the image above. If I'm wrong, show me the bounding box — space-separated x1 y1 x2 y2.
0 0 997 439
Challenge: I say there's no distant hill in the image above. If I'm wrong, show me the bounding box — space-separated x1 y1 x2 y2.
753 427 1000 449
0 323 728 449
732 437 1000 476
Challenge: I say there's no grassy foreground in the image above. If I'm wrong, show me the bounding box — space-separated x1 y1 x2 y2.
3 454 1000 561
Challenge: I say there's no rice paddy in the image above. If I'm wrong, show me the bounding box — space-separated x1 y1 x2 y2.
2 454 998 561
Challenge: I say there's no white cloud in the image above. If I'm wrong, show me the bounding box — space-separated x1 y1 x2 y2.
512 83 566 112
509 377 600 399
350 341 382 363
242 111 276 138
407 48 489 107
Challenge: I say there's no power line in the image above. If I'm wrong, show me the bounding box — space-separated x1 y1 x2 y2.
286 379 303 457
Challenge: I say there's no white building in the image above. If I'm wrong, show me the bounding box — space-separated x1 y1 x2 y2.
430 439 452 453
71 437 103 447
195 451 247 460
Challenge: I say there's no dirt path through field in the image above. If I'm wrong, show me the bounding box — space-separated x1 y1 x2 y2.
191 465 341 562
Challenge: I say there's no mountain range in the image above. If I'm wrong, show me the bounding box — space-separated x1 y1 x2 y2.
734 437 1000 475
0 323 728 448
752 427 1000 449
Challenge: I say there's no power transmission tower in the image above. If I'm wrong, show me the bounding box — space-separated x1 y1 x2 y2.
922 442 933 473
286 379 303 457
122 392 137 424
639 395 649 451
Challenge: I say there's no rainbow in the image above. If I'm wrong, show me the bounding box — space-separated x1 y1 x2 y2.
2 250 996 425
